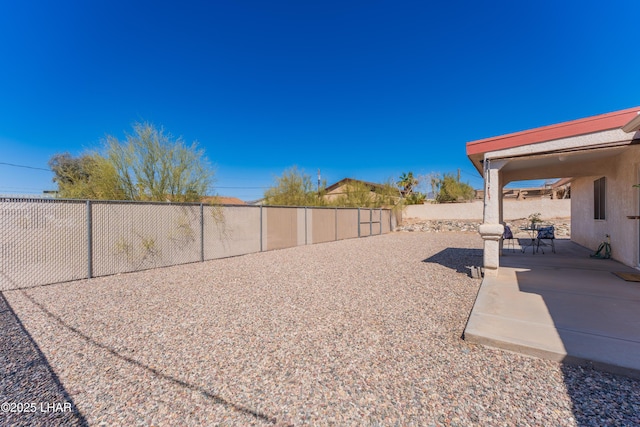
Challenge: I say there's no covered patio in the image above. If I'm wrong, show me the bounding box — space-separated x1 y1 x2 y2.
464 107 640 376
467 106 640 276
464 238 640 377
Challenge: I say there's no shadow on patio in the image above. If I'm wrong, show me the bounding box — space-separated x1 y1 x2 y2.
464 238 640 421
422 247 483 276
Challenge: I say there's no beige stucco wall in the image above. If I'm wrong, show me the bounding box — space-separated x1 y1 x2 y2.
571 145 640 267
404 199 570 221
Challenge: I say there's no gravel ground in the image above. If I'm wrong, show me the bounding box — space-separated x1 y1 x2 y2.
1 232 639 426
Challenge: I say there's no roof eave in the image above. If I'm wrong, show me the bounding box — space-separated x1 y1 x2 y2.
622 112 640 133
466 106 640 158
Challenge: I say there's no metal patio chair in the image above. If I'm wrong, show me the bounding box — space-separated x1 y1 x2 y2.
502 224 515 252
535 225 555 254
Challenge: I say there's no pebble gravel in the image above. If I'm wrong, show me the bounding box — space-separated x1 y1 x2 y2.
1 232 638 426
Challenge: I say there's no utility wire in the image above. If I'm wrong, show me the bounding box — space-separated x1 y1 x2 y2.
0 162 52 172
216 186 268 189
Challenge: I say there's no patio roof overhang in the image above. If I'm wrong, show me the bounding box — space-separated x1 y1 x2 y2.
466 107 640 184
467 106 640 277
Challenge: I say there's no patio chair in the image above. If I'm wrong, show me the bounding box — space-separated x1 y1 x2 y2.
535 225 555 254
502 224 515 252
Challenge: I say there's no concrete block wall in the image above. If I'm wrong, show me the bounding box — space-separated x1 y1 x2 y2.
403 199 570 221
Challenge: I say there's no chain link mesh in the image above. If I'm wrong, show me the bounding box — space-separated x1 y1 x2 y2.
0 199 87 290
0 199 393 290
92 202 201 277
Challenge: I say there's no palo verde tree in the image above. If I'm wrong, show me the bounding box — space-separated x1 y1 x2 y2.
263 166 323 206
105 122 213 202
49 122 214 201
435 173 475 202
327 179 401 208
331 180 376 208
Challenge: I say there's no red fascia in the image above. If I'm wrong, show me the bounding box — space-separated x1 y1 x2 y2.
466 107 640 156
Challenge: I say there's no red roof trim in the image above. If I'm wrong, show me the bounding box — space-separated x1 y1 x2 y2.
466 107 640 156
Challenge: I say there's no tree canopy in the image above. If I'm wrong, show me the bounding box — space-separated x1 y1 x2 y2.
435 173 475 202
333 179 400 208
263 166 321 206
396 171 425 205
263 167 400 208
397 171 418 197
49 122 214 201
48 152 125 200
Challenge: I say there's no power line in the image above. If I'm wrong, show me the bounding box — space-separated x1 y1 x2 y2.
0 162 51 172
216 186 268 189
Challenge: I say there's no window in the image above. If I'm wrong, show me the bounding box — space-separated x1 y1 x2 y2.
594 177 606 220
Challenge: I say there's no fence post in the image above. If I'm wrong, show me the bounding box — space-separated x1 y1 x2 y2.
86 200 93 279
369 208 373 236
380 208 383 235
305 207 308 245
358 208 361 238
200 203 204 262
260 205 263 251
335 207 338 241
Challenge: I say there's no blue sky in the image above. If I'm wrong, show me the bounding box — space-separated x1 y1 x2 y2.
1 1 639 201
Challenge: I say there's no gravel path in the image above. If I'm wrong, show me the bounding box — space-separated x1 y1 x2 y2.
2 232 638 426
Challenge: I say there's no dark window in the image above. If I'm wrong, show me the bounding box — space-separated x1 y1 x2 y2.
594 177 606 220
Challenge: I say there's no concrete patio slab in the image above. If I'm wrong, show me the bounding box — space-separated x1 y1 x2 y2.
464 238 640 378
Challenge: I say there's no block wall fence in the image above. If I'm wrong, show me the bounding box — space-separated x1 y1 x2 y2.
403 199 571 221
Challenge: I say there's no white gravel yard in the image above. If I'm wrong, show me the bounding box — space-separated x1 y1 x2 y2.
2 232 639 426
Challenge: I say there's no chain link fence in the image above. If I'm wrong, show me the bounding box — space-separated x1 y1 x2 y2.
0 198 396 290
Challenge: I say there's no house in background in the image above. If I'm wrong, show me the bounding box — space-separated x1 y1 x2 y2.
473 179 571 200
550 177 571 200
467 106 640 275
323 178 397 204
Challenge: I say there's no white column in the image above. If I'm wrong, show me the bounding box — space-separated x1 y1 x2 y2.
478 158 507 277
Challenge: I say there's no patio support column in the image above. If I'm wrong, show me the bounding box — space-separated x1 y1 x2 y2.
478 158 507 277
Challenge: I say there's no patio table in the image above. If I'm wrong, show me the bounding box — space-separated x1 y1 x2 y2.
520 227 539 254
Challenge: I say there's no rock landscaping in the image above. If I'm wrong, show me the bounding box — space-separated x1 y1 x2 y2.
397 218 571 237
2 231 637 426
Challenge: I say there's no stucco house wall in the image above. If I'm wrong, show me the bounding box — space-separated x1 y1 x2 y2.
570 145 640 267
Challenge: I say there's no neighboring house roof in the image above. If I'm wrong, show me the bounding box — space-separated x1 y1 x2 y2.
474 183 570 200
324 178 385 193
201 196 246 205
551 177 572 188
